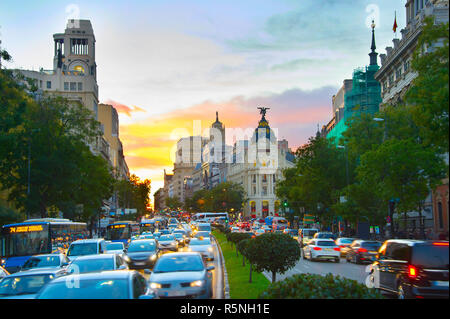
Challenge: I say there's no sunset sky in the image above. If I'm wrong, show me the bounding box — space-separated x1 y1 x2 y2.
1 0 406 203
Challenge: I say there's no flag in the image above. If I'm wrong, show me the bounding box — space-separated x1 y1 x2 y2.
393 11 398 33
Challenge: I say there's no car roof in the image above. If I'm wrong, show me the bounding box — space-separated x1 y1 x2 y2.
70 253 117 261
30 253 64 258
70 239 104 244
385 239 447 246
10 268 64 276
130 239 157 243
49 270 137 283
314 238 335 242
159 252 202 258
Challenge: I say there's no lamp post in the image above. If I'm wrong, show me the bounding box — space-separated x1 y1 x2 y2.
337 145 349 235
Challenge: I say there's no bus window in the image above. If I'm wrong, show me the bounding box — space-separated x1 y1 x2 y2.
3 224 50 257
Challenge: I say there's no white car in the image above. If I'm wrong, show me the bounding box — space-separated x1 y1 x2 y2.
230 227 240 233
302 239 340 263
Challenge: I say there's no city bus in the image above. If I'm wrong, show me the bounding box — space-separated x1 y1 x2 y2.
191 212 228 222
0 218 87 273
105 221 140 245
139 219 155 233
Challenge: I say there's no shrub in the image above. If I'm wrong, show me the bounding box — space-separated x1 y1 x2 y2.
259 273 384 299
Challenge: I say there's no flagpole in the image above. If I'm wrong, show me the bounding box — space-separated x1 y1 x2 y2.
394 10 398 39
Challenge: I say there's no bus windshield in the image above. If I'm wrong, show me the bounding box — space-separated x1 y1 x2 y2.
105 225 130 240
2 224 50 257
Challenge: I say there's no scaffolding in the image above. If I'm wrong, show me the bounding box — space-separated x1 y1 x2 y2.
327 64 381 143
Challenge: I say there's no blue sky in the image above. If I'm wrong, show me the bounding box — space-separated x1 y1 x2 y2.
1 0 407 193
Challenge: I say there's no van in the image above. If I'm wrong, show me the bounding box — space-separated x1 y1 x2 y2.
197 223 212 234
67 239 107 261
299 228 318 247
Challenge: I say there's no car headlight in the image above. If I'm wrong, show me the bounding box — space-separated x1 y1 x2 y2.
208 247 213 252
150 282 162 289
123 255 131 262
150 254 157 261
1 258 5 265
190 280 205 287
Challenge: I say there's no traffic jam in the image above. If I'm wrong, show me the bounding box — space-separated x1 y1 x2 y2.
0 214 219 299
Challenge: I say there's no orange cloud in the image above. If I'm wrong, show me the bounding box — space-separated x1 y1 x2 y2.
105 99 146 117
117 86 336 195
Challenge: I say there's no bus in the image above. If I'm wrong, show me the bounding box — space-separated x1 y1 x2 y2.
191 212 228 223
271 217 289 231
0 218 87 273
139 219 155 233
105 221 139 245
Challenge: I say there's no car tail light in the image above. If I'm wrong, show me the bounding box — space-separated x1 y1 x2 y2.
333 247 340 251
313 247 322 251
358 248 368 253
433 242 449 246
408 265 418 278
340 245 346 248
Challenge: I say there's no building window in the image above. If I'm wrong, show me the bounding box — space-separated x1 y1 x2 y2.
395 67 402 80
70 82 76 91
39 80 42 88
64 82 69 91
262 186 267 196
262 174 267 183
404 60 410 73
77 82 83 91
253 186 257 195
382 81 387 92
388 73 394 87
252 175 256 183
46 81 51 89
438 202 444 229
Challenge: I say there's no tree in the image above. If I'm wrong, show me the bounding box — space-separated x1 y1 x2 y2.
165 196 182 211
406 16 449 153
247 232 300 283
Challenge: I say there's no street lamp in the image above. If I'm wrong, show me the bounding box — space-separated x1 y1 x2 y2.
373 117 387 141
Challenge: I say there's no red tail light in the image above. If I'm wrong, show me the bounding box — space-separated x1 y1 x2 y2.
433 242 449 246
358 248 368 253
313 247 322 251
408 265 418 278
340 245 346 248
334 247 341 251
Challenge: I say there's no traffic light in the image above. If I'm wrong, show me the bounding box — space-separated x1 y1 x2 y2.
283 200 289 208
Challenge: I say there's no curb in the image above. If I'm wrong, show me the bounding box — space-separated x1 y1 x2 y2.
212 235 230 299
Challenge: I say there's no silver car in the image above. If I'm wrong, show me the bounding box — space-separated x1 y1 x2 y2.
149 252 214 299
187 238 214 261
65 253 127 274
158 235 178 252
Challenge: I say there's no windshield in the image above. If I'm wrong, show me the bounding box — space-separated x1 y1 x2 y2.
22 256 60 270
0 274 54 296
317 241 336 246
317 233 334 238
412 245 449 269
338 238 354 244
67 258 114 274
106 243 124 251
159 235 174 241
105 225 130 240
127 241 156 252
2 224 50 257
197 225 211 232
67 243 97 257
153 255 204 273
173 233 184 239
361 242 382 249
37 278 129 299
189 239 211 246
303 230 317 237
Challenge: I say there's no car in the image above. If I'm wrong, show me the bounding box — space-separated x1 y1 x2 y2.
20 254 69 271
157 235 179 252
0 266 10 279
299 228 319 247
105 241 126 255
346 240 382 264
193 231 211 239
230 227 240 233
35 270 149 299
262 226 272 233
370 240 449 299
148 252 214 299
254 229 265 236
186 237 214 261
139 234 155 240
283 229 299 240
67 239 108 261
313 232 336 240
0 268 66 299
335 238 357 257
159 229 171 236
124 239 160 270
196 222 212 234
302 239 341 263
173 232 187 247
65 253 128 274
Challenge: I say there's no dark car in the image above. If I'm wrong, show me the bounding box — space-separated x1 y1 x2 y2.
346 240 382 264
124 239 160 270
20 254 69 271
371 240 449 299
314 232 336 240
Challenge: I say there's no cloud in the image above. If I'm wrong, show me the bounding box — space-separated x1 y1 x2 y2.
119 85 337 190
105 99 146 117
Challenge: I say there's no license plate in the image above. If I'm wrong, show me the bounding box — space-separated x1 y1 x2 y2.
165 290 185 297
324 248 333 251
433 281 449 287
369 251 377 254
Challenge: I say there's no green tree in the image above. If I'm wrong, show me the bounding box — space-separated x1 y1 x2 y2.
165 196 182 210
247 232 301 283
406 16 449 152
